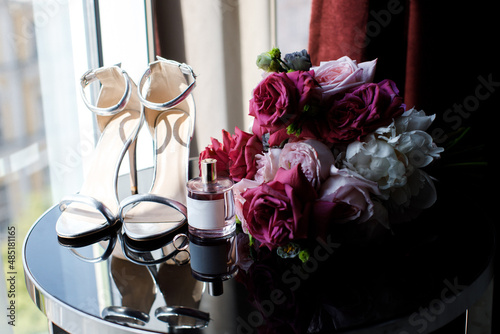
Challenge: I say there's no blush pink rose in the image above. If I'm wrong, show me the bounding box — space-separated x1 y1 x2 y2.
255 148 282 183
241 165 317 249
233 178 261 234
313 56 377 97
279 139 334 190
316 166 382 224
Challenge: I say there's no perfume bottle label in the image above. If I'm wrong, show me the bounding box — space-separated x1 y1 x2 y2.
187 197 226 230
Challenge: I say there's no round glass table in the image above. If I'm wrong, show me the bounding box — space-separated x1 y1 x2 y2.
23 192 494 334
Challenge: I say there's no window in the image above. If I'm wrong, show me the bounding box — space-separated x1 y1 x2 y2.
0 1 152 332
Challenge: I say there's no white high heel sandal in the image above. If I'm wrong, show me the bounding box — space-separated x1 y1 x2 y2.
56 65 144 239
119 57 196 241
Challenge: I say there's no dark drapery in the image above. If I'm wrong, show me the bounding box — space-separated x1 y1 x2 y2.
309 0 499 114
309 0 499 330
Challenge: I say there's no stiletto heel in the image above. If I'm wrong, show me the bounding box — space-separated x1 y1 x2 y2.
128 139 139 195
119 57 196 241
56 65 144 239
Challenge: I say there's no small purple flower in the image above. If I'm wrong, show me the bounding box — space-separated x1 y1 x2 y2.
284 49 312 71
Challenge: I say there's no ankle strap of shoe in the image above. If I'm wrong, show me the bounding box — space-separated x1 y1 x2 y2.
80 65 132 116
138 58 197 111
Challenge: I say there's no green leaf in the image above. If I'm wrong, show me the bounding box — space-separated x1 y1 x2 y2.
299 249 310 263
286 123 302 136
249 234 256 247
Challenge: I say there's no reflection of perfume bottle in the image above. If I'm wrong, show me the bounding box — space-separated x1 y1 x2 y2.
189 232 238 296
186 158 235 238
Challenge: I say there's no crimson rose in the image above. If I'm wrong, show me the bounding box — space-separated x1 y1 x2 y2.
228 127 263 181
199 130 232 177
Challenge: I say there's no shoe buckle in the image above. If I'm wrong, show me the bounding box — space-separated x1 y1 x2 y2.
80 69 96 88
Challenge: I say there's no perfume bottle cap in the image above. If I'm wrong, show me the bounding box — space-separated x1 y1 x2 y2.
201 159 217 184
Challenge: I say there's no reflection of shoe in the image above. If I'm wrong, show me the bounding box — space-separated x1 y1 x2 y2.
56 65 144 239
155 260 205 328
103 256 156 326
120 57 196 241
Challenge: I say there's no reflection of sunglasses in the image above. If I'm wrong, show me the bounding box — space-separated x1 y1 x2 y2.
121 231 190 266
58 225 119 263
156 306 211 329
102 305 210 330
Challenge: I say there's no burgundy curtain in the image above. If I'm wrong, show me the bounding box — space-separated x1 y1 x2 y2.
309 0 499 122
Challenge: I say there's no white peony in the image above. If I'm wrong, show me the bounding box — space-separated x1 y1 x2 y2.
394 131 444 168
395 108 436 133
344 135 407 197
375 108 444 168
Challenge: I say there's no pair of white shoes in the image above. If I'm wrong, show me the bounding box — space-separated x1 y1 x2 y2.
56 57 196 242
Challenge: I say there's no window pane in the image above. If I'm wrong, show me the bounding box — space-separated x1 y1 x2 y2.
276 0 311 54
0 0 51 333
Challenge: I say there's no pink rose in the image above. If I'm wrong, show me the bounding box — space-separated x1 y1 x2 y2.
233 178 261 234
316 166 382 224
255 148 282 183
199 130 233 177
250 70 318 138
323 79 405 144
313 56 377 97
241 165 317 249
228 127 263 182
279 140 334 190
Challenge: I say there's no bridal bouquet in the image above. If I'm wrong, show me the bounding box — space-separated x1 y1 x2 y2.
199 48 443 260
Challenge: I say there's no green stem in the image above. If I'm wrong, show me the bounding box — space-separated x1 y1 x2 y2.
445 127 470 150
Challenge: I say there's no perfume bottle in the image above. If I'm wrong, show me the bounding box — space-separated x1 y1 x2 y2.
186 158 235 238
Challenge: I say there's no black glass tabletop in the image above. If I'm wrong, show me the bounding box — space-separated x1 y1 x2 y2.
23 190 494 334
